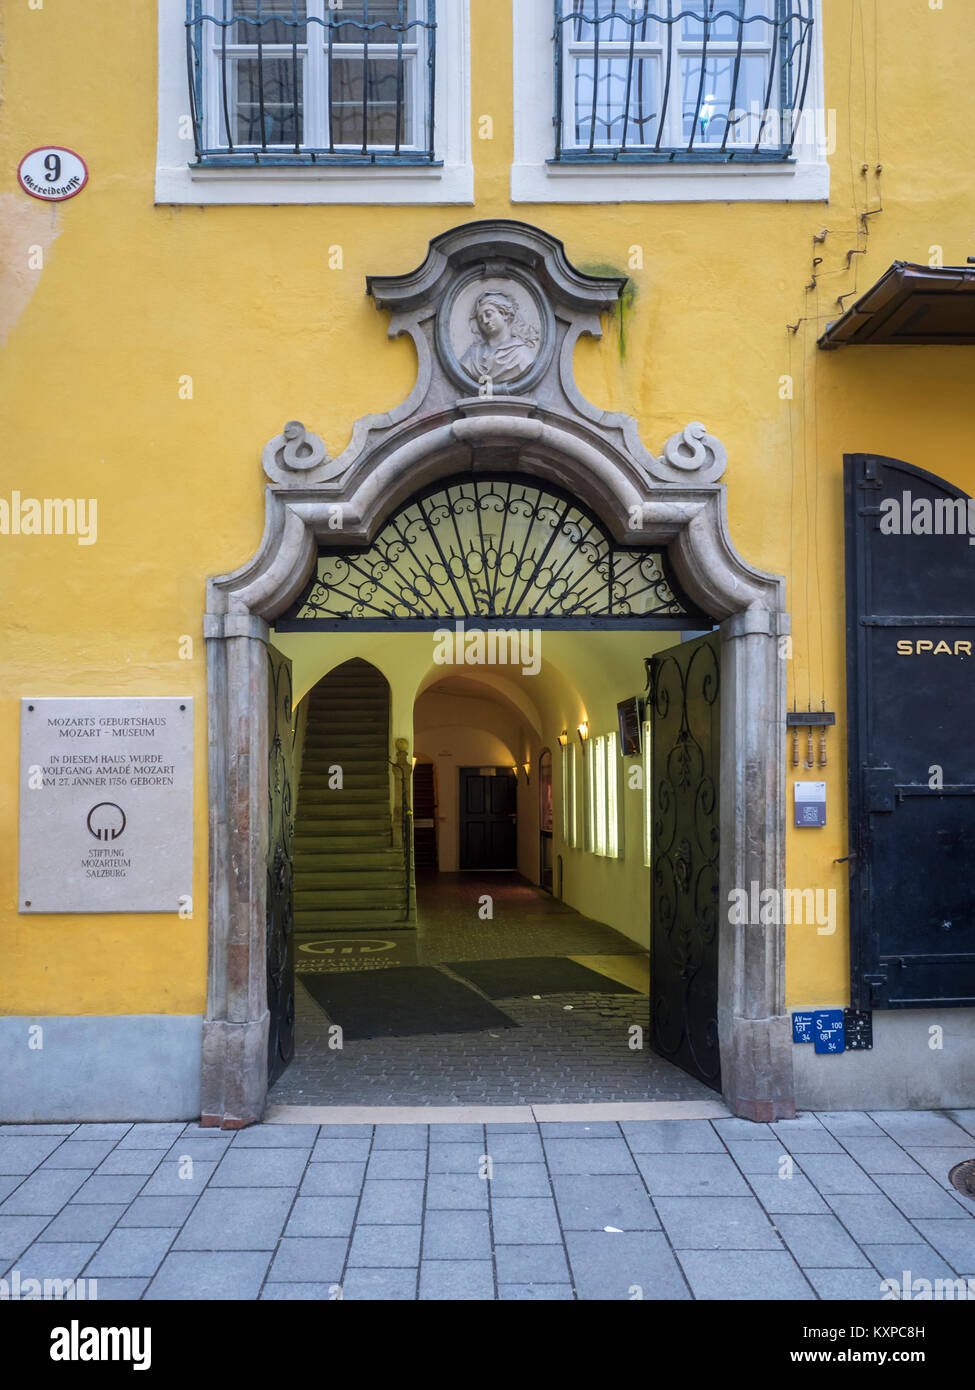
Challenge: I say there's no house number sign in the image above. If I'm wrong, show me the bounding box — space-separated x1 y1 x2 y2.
17 147 88 202
18 698 193 913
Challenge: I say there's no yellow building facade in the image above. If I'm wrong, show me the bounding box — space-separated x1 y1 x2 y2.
2 0 973 1124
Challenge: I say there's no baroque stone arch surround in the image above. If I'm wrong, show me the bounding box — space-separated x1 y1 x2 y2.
203 221 794 1127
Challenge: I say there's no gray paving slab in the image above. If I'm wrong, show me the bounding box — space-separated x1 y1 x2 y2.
770 1121 844 1154
419 1260 495 1300
773 1214 871 1268
913 1220 975 1275
311 1137 372 1163
566 1230 689 1300
711 1118 774 1143
86 1228 176 1278
655 1196 782 1250
620 1120 725 1153
0 1178 21 1203
422 1209 491 1260
173 1188 293 1251
40 1141 118 1169
485 1133 544 1163
260 1283 342 1300
677 1249 815 1300
880 1173 975 1220
945 1110 975 1138
538 1122 622 1138
60 1124 130 1143
116 1124 188 1150
284 1196 358 1238
499 1283 575 1300
863 1243 960 1283
838 1137 924 1174
348 1224 421 1268
634 1153 750 1197
209 1149 308 1187
827 1193 926 1246
428 1125 485 1143
804 1268 886 1301
0 1137 66 1174
814 1111 884 1137
485 1164 552 1197
0 1215 57 1263
64 1174 148 1205
425 1173 489 1210
341 1268 417 1300
42 1204 126 1242
366 1149 427 1180
317 1124 374 1138
356 1179 424 1225
542 1137 637 1175
145 1250 271 1300
0 1168 89 1215
15 1243 99 1282
87 1278 150 1299
723 1139 796 1176
96 1150 166 1176
491 1197 563 1245
869 1111 972 1146
792 1153 879 1195
903 1148 975 1189
139 1159 219 1197
267 1237 348 1283
494 1243 571 1286
0 1125 78 1136
300 1162 366 1197
371 1125 429 1150
161 1137 233 1162
552 1174 659 1231
230 1125 319 1148
429 1143 482 1174
118 1196 198 1228
747 1174 831 1216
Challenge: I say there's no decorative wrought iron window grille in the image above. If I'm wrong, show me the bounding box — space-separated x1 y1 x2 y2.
553 1 816 163
185 1 438 166
277 476 708 630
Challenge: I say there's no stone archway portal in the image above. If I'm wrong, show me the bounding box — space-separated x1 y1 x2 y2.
203 220 793 1128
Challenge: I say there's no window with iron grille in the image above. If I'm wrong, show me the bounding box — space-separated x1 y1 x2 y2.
554 1 816 163
185 1 437 165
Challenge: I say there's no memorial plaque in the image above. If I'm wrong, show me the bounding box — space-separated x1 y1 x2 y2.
19 698 193 913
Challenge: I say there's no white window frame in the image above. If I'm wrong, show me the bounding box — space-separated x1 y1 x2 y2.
588 730 622 860
156 0 473 205
511 0 829 204
561 741 578 848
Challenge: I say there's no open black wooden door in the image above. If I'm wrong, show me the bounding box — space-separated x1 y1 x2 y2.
845 454 975 1009
266 645 296 1086
649 632 721 1090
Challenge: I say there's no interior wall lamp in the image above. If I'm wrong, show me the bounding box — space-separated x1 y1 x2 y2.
577 720 589 745
522 762 531 783
558 730 568 748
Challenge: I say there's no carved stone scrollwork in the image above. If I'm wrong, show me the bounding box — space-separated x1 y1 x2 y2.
262 420 330 484
647 422 728 487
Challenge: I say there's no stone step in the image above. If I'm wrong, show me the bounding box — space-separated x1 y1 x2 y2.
295 835 392 851
295 887 404 910
299 785 389 801
295 815 390 832
296 850 403 871
295 869 405 891
301 763 389 779
299 803 389 820
295 909 409 929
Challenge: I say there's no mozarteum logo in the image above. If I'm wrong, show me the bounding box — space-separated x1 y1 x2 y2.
50 1321 151 1371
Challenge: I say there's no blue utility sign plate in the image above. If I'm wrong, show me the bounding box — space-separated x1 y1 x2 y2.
813 1009 846 1054
792 1012 815 1044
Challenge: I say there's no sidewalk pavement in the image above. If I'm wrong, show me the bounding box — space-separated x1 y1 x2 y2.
1 1109 974 1301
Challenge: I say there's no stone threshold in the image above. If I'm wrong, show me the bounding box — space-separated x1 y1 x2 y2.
263 1100 731 1125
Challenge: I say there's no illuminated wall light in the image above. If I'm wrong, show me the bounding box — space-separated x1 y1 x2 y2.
558 730 568 748
577 720 589 744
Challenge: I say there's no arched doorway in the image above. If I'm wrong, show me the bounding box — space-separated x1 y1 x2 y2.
203 220 791 1127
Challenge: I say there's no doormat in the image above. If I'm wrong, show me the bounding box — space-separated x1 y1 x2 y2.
443 956 642 999
298 965 517 1040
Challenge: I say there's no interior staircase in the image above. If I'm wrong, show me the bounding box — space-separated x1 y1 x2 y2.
293 659 411 932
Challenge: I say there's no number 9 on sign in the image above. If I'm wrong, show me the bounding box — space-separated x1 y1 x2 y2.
17 146 88 202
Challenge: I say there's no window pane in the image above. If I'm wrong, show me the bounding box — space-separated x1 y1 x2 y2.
606 732 619 858
230 2 308 46
643 720 653 868
573 55 661 148
330 56 414 145
332 1 419 46
681 53 770 145
572 1 658 45
230 57 303 145
682 0 775 43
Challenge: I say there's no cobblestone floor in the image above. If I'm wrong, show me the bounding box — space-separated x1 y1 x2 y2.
2 1111 973 1301
271 872 711 1106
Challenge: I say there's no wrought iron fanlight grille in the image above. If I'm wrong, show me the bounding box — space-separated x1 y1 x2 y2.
554 0 816 162
185 1 437 166
277 477 707 630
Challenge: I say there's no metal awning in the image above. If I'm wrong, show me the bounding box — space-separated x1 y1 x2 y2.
818 261 975 349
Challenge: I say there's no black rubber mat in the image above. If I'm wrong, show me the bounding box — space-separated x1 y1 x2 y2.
443 955 641 999
298 965 517 1040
